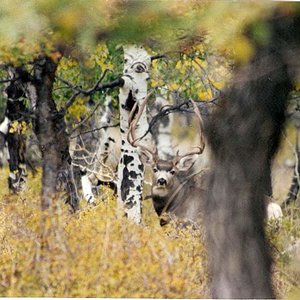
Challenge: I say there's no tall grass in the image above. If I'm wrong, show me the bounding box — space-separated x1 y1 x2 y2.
0 165 299 297
0 168 209 298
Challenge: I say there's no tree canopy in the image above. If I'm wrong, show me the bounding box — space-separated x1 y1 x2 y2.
0 1 297 63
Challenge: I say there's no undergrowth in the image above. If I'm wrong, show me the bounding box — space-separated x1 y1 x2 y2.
0 167 299 298
0 168 209 298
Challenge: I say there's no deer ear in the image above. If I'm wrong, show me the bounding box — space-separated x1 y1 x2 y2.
138 148 155 166
175 154 197 172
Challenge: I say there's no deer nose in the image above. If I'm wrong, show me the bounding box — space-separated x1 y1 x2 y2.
157 178 167 186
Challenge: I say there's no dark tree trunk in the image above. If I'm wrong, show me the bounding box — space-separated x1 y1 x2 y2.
4 73 29 193
204 13 300 298
32 56 79 211
6 128 27 192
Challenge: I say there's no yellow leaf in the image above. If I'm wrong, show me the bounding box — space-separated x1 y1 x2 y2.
169 83 179 91
231 36 254 64
198 90 212 100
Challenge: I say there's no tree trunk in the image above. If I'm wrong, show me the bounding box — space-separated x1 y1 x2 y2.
3 69 29 193
204 13 300 298
117 45 151 223
0 117 8 166
32 56 79 211
152 89 174 160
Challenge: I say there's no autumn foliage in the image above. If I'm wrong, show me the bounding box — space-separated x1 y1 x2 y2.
0 169 210 298
0 166 298 298
1 1 300 298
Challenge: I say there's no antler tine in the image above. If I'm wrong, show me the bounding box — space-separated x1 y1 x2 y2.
174 100 205 163
127 91 157 157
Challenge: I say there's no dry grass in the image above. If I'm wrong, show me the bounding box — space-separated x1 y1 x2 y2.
0 124 300 298
0 168 209 298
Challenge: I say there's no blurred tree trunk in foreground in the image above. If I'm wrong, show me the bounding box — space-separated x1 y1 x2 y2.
204 12 300 298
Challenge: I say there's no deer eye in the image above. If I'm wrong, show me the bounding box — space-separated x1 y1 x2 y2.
153 168 158 173
170 170 175 175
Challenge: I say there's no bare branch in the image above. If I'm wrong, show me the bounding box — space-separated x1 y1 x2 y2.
151 54 167 61
192 58 221 96
138 100 192 142
56 70 124 96
0 64 9 69
60 91 81 114
67 90 117 137
57 70 124 115
67 99 104 136
139 95 220 142
69 123 120 139
0 76 20 84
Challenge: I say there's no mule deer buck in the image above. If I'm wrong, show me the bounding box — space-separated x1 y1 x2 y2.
128 97 208 226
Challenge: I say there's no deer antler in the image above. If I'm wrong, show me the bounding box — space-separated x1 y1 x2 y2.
127 91 158 157
173 100 205 164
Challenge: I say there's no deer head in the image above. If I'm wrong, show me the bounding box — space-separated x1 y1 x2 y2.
127 95 205 199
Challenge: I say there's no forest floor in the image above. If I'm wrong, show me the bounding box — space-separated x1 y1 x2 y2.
0 136 299 297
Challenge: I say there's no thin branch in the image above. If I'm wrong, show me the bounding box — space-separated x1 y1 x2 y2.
151 54 167 61
0 77 19 84
58 70 122 114
56 71 124 96
137 95 220 142
61 91 81 113
0 64 9 69
136 100 191 142
193 58 221 96
67 93 109 136
88 69 110 92
17 110 37 120
69 123 120 139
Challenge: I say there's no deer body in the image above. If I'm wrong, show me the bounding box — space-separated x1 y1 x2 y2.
149 158 208 226
127 97 207 226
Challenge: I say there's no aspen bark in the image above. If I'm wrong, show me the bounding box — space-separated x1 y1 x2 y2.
117 45 151 223
3 69 28 193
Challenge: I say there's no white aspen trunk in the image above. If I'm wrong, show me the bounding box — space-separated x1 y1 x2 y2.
117 45 151 223
153 89 174 159
0 117 10 167
95 95 116 167
81 173 95 203
78 95 118 203
4 68 29 193
25 83 38 112
0 117 10 135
